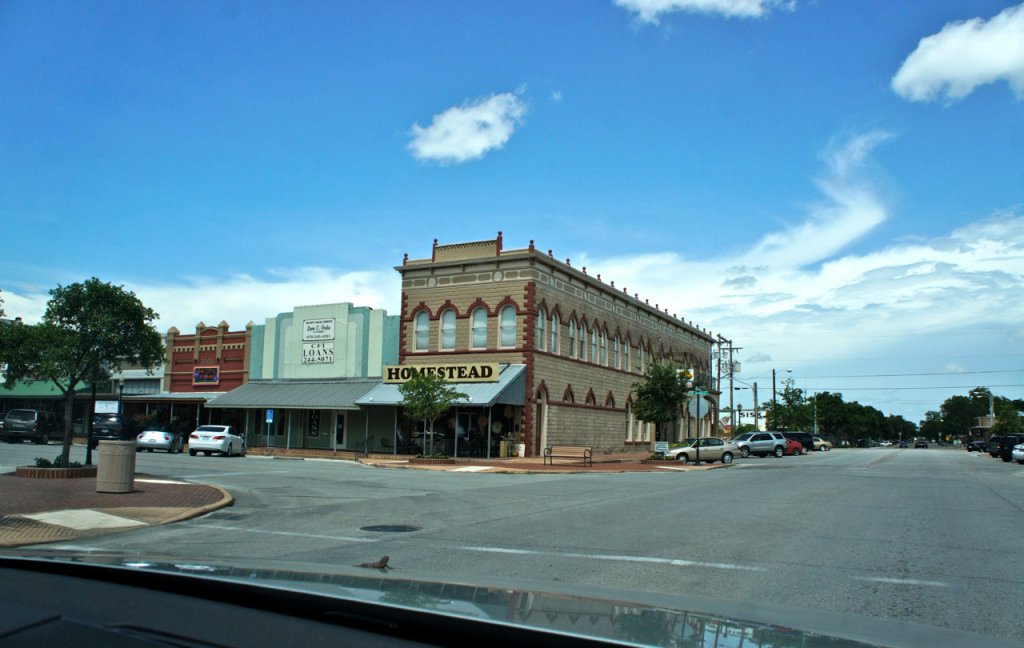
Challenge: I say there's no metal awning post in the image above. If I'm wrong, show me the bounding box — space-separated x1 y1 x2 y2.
454 407 459 459
486 407 492 459
392 408 398 455
364 412 370 457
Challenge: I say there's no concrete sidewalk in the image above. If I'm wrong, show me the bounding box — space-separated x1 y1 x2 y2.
357 453 735 473
0 473 232 549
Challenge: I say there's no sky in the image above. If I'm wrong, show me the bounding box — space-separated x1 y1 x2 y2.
2 0 1023 425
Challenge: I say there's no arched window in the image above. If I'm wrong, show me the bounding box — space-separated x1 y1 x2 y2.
568 320 576 357
471 308 488 349
536 308 546 351
639 345 646 373
625 343 632 373
499 305 516 348
440 309 456 350
599 330 607 366
414 311 429 351
550 312 560 354
612 337 620 369
590 328 597 363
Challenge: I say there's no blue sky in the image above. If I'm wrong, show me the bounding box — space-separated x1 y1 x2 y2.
2 0 1023 425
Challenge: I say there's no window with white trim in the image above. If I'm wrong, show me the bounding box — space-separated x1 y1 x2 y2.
536 308 546 351
590 328 597 363
440 309 456 350
599 330 607 366
624 342 631 373
414 311 429 351
568 320 576 357
550 313 560 354
471 308 488 349
499 305 516 348
612 337 620 369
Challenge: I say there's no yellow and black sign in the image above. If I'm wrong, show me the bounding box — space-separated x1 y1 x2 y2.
383 363 499 384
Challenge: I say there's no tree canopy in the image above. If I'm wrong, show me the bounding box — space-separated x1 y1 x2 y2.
632 361 691 441
398 370 467 455
2 278 163 465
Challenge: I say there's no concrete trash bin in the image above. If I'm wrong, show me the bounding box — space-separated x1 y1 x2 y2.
96 440 137 493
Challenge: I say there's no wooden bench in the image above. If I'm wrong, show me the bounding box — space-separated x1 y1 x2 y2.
543 445 593 467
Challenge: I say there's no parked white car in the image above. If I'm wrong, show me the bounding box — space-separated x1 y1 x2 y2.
188 425 246 457
1012 443 1024 464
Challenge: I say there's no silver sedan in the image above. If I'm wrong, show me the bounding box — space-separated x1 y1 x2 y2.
136 426 184 453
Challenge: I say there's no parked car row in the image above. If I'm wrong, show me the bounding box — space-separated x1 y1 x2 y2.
977 434 1024 464
664 431 831 464
0 409 245 459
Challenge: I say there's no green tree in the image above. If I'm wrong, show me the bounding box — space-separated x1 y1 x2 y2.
2 279 163 466
940 390 989 440
764 379 812 431
632 361 690 442
919 410 942 442
991 398 1024 437
398 370 468 456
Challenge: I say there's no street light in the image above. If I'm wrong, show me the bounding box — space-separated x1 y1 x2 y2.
771 369 791 431
735 382 759 431
117 378 125 438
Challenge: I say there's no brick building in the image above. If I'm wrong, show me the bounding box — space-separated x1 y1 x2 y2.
378 234 718 457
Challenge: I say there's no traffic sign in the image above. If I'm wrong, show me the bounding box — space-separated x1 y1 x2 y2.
692 390 709 396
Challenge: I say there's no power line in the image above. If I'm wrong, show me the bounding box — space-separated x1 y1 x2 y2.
805 369 1022 379
803 383 1024 391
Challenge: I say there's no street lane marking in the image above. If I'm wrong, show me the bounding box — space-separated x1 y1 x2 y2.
200 524 375 543
854 576 951 588
451 466 493 472
455 546 766 572
184 471 289 478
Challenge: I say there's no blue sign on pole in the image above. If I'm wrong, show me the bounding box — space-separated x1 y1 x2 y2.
265 409 274 424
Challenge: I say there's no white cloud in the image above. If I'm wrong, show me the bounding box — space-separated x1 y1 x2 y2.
614 0 795 23
892 3 1024 102
6 269 402 333
408 91 528 164
576 134 1024 420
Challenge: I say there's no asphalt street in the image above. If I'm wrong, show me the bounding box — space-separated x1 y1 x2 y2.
4 444 1022 643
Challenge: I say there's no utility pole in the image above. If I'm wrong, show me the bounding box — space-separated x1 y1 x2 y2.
753 382 759 432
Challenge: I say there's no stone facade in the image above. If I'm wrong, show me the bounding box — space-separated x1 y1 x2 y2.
398 234 718 456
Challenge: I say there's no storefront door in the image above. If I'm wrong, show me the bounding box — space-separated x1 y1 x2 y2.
455 411 482 458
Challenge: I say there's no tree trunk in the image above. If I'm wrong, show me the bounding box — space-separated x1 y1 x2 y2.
61 388 76 467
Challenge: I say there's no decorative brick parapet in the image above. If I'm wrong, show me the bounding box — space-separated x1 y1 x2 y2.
15 466 99 479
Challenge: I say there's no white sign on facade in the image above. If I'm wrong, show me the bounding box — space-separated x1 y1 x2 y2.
302 342 335 364
95 400 119 414
302 318 336 341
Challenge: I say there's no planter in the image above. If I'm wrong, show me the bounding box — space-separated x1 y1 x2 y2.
409 457 456 465
16 465 98 479
640 459 678 465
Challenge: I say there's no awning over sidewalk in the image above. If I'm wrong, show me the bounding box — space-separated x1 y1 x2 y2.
356 364 525 408
123 392 225 402
205 378 379 410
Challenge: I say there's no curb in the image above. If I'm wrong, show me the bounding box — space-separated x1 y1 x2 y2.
156 483 235 525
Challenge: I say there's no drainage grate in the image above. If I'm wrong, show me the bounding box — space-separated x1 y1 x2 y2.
360 525 421 533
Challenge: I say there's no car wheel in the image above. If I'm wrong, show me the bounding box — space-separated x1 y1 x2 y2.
773 446 784 458
239 443 246 457
677 454 689 464
34 433 49 445
801 447 807 455
204 451 212 456
722 452 733 464
189 449 197 456
1017 459 1024 464
824 446 830 451
147 448 153 452
136 448 142 452
740 447 750 458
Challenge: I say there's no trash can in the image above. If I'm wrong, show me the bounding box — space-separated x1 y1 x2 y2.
515 443 526 458
96 440 137 493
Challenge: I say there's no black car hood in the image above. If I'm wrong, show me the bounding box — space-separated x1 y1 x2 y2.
2 550 1017 648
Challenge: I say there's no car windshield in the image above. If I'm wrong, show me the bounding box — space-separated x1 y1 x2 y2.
1 2 1022 646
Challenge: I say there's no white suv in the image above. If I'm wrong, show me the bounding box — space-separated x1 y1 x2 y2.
730 432 787 458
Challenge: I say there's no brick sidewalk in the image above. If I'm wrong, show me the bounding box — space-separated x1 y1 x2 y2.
0 473 232 548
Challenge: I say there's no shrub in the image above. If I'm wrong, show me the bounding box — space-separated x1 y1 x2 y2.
35 455 83 468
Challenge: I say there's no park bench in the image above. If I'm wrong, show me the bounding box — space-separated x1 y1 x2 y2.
543 445 593 467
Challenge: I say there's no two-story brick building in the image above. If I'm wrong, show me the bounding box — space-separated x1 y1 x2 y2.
360 234 718 457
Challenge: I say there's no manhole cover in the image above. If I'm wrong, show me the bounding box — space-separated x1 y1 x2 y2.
360 525 421 533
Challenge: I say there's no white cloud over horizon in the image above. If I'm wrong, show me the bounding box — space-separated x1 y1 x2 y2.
408 91 528 164
614 0 795 23
892 3 1024 102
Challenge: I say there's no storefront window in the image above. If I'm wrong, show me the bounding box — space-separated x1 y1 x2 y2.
536 308 546 351
440 309 456 350
471 308 487 348
414 311 429 351
550 313 560 353
499 305 516 348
